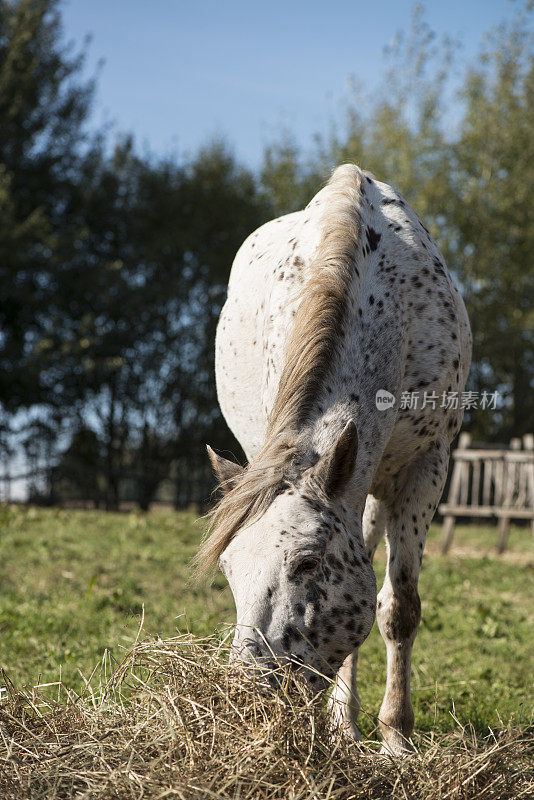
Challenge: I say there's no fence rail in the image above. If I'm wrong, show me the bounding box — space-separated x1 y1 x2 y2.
440 433 534 553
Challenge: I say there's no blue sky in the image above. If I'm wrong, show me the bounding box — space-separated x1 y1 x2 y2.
61 0 516 168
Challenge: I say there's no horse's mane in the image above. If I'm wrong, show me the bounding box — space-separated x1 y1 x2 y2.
195 164 363 576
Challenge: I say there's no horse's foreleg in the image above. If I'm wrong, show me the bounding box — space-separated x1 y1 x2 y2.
328 649 361 739
376 439 449 755
329 496 387 738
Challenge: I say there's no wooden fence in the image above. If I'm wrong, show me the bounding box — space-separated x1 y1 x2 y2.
440 433 534 553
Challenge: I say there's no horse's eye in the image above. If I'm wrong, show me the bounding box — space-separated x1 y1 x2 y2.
294 557 320 576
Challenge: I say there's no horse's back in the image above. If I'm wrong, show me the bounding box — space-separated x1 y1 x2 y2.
216 204 324 458
216 168 471 472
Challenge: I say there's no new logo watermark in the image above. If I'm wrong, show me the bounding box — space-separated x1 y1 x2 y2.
375 389 396 410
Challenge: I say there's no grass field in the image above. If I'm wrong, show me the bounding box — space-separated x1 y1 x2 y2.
1 504 532 739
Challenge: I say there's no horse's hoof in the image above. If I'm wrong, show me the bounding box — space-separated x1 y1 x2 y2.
379 734 417 758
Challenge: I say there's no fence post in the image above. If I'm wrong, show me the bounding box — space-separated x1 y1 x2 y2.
441 432 471 554
523 434 534 542
496 437 522 553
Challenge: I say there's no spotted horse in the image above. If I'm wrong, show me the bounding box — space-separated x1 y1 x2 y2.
196 164 471 755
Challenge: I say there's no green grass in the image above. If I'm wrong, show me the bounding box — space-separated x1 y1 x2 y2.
0 505 532 737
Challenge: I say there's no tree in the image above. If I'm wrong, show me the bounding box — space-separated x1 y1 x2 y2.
38 139 268 509
450 16 534 439
260 4 534 442
0 0 95 410
261 134 323 216
37 138 183 509
53 424 103 506
163 142 270 507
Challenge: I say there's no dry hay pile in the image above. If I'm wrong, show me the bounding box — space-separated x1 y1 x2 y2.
0 634 532 800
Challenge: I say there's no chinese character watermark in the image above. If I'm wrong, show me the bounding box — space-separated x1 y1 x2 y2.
376 389 500 411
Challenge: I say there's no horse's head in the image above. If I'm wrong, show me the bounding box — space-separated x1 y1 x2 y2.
204 422 376 689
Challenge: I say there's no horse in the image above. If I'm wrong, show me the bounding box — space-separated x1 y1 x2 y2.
196 164 471 755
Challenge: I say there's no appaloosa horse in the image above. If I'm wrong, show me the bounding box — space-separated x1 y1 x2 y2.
197 164 471 754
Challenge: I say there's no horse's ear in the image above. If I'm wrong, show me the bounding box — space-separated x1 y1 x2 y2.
206 445 243 492
313 421 358 498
